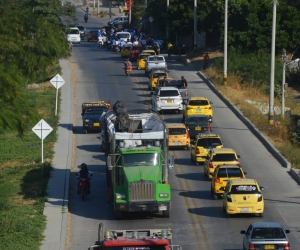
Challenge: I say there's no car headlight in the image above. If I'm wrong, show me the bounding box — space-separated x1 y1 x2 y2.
116 193 125 199
83 119 90 122
159 193 169 198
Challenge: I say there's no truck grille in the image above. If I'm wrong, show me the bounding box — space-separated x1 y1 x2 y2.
130 181 155 202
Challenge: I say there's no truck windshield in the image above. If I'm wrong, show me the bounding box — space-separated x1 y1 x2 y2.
122 153 159 166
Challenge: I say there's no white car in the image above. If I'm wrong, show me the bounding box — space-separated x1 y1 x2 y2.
67 27 80 44
151 87 183 113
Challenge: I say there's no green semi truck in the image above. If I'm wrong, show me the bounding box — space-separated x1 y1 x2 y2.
101 107 173 219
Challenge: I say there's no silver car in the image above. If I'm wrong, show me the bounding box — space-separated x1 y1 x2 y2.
241 222 291 250
151 87 183 113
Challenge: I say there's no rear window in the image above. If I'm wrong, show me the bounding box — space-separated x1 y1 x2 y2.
251 228 285 239
169 128 186 135
85 107 108 114
217 168 243 178
212 153 237 161
186 116 208 124
188 100 209 106
70 29 79 34
197 138 222 147
159 90 179 97
148 57 164 62
153 73 167 78
230 184 259 194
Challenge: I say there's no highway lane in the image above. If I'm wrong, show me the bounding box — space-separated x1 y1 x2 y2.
66 7 300 250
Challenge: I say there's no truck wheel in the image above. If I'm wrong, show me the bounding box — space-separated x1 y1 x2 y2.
163 208 170 218
114 207 123 220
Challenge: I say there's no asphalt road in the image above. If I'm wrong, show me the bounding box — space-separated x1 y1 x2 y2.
66 7 300 250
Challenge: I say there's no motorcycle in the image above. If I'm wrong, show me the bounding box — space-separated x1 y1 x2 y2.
76 174 92 201
124 66 132 76
114 44 120 53
84 17 88 23
98 40 103 48
107 41 111 51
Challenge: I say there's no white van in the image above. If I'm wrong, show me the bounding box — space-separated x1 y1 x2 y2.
67 27 81 44
115 32 131 42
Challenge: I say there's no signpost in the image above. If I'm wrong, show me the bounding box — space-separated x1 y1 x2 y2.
32 119 53 175
50 74 65 116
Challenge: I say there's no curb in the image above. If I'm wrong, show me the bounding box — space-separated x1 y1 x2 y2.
40 59 73 250
177 55 294 172
290 168 300 184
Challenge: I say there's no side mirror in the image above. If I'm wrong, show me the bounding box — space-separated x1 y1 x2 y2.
285 230 290 234
240 230 246 234
244 172 247 175
168 154 174 169
107 155 113 171
260 186 264 191
210 102 213 104
237 155 241 158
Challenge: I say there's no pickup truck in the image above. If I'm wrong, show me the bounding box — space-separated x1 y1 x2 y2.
145 55 167 77
156 77 188 100
81 101 111 134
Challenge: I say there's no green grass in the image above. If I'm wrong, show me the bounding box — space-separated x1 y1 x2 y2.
0 81 59 249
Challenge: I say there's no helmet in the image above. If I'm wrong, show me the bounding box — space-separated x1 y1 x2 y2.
81 163 87 170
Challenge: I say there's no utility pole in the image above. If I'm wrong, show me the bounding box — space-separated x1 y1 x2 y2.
194 0 197 53
281 49 287 119
223 0 228 85
269 0 278 126
166 0 169 39
97 0 99 17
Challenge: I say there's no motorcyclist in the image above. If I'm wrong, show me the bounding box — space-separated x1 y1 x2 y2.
123 58 132 73
181 76 188 88
120 39 126 48
77 163 91 194
98 35 103 47
133 38 139 45
84 13 88 22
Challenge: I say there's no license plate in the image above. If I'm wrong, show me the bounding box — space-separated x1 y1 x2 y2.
173 142 179 146
264 245 275 250
240 208 249 212
167 100 173 103
196 107 202 112
195 127 202 130
93 123 100 127
159 205 167 211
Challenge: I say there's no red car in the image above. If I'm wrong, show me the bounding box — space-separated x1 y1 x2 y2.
87 31 98 42
129 45 143 61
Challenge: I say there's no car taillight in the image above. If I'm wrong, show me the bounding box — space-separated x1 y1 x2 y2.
156 95 160 101
284 243 290 250
208 125 211 131
152 78 154 81
209 160 214 168
257 194 263 202
227 194 232 202
196 148 200 154
185 89 188 95
205 107 212 109
186 107 193 110
186 132 190 139
215 177 220 183
185 125 189 130
179 94 182 100
165 62 167 68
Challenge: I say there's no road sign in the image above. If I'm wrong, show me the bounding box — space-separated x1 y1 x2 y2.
50 74 65 89
32 119 53 168
149 16 154 23
50 74 65 116
32 119 53 140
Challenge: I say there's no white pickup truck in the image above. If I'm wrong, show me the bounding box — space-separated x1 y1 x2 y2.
145 55 167 77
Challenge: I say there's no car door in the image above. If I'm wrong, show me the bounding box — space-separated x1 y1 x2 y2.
222 181 231 207
243 225 252 249
191 140 197 159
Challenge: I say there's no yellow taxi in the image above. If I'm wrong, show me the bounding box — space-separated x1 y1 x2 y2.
222 179 264 217
137 53 151 70
148 69 168 90
166 123 190 150
211 164 247 199
142 49 156 55
203 148 240 180
121 44 132 58
190 133 223 165
183 97 213 122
